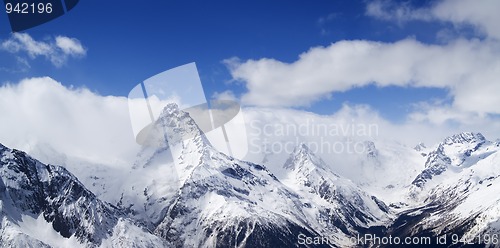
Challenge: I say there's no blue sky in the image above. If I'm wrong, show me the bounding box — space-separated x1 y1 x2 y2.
1 0 500 162
0 0 495 122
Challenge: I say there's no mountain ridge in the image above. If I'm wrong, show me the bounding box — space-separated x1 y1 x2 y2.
2 105 500 247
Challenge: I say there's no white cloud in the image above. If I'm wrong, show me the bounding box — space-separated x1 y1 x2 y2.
0 33 86 67
366 0 500 40
1 33 52 56
0 77 210 168
409 101 480 125
242 103 500 183
0 77 138 166
212 90 237 101
365 0 432 23
55 36 86 56
433 0 500 40
224 0 500 129
1 77 499 176
227 38 500 115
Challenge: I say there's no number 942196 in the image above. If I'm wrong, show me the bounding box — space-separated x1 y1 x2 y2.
5 2 53 14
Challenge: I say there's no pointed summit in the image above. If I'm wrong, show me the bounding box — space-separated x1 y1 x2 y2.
414 142 428 156
162 102 181 114
282 143 343 189
157 103 207 143
138 103 211 149
414 142 426 152
133 103 213 173
0 143 6 153
281 143 391 232
364 140 379 158
283 143 327 171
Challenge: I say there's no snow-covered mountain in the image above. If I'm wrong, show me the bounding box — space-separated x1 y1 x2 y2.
280 144 392 236
386 132 500 246
112 103 391 247
411 132 487 189
2 103 500 247
0 143 167 247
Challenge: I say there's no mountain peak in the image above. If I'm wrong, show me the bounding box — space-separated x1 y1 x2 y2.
142 103 210 148
412 132 489 188
296 142 311 154
133 103 212 170
157 103 191 126
159 102 182 118
0 143 6 154
443 132 486 146
283 143 326 171
364 140 378 158
414 142 426 151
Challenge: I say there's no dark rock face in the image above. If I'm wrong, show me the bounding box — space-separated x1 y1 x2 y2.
0 145 118 245
412 145 452 187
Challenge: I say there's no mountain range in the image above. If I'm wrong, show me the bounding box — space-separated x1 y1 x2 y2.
2 104 500 247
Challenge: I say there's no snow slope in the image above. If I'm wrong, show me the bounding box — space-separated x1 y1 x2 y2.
0 143 167 247
386 132 500 246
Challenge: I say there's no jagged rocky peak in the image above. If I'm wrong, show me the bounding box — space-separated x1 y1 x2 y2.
0 143 8 157
438 132 487 165
159 102 194 123
414 142 426 151
283 143 326 171
133 102 215 173
422 132 488 164
141 103 210 148
364 140 378 158
442 132 486 146
0 144 114 244
414 142 428 157
157 103 202 135
411 132 489 188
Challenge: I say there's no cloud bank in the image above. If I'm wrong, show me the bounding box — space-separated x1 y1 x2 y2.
1 33 86 67
0 77 499 170
0 77 138 166
225 0 500 127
